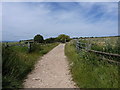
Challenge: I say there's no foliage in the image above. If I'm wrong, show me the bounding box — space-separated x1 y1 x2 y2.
28 43 42 53
27 34 71 44
44 38 57 43
34 34 44 43
44 34 71 43
65 41 119 88
57 34 71 43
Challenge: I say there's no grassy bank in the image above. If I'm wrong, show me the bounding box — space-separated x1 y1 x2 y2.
65 41 119 88
2 43 59 88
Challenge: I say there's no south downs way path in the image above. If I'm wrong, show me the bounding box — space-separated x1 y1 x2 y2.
24 44 76 88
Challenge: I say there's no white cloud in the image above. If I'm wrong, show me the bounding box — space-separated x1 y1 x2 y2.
1 0 120 2
2 2 118 41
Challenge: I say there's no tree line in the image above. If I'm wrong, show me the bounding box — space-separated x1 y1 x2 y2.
34 34 71 43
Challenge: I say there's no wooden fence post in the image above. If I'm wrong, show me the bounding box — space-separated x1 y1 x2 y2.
28 42 31 53
5 42 9 48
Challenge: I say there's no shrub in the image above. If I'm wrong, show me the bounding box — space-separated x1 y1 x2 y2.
34 34 44 43
44 38 57 43
57 34 71 43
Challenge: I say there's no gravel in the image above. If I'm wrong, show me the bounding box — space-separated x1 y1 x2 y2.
24 44 76 88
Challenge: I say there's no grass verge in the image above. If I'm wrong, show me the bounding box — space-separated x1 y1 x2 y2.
65 41 119 88
2 43 59 88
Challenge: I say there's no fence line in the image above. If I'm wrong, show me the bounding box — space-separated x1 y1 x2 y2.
3 42 51 47
3 42 53 53
88 49 120 58
102 58 120 65
76 40 120 64
3 43 27 47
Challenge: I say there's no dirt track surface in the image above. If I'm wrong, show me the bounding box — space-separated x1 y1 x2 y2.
24 44 76 88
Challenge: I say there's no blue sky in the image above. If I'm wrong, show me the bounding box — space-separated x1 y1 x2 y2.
2 2 118 41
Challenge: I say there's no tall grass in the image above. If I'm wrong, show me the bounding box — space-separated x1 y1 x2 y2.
65 41 119 88
2 43 58 88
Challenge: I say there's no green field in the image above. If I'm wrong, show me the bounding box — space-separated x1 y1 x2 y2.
2 42 59 88
65 37 119 88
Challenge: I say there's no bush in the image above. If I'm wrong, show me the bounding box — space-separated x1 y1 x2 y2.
44 38 57 43
34 34 44 43
57 34 71 43
29 43 42 53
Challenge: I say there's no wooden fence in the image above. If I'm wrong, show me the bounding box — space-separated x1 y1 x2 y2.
76 40 120 65
3 42 50 48
3 43 29 48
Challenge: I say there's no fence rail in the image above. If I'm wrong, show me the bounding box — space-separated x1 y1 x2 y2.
88 49 120 58
3 43 28 47
2 42 51 47
2 42 53 53
76 40 120 65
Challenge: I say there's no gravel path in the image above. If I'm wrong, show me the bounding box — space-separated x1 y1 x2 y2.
24 44 76 88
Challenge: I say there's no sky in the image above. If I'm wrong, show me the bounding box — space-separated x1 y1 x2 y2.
2 2 118 41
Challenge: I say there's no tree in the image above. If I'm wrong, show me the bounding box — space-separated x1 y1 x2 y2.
34 34 44 43
57 34 71 43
